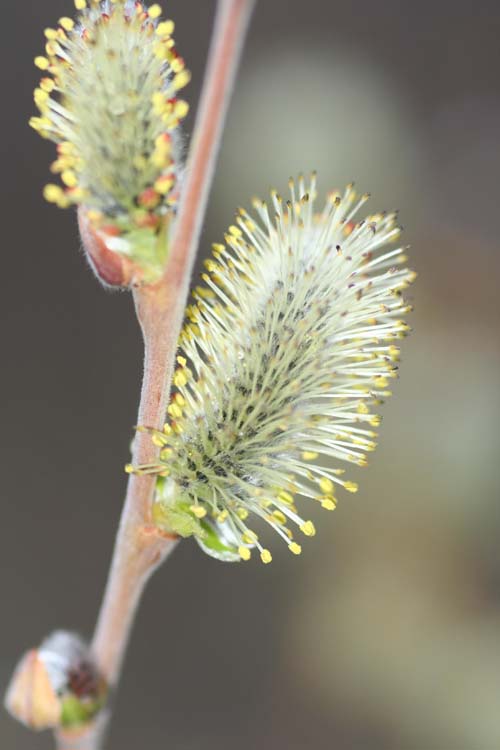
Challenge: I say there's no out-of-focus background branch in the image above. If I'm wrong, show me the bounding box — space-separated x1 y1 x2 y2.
1 1 500 748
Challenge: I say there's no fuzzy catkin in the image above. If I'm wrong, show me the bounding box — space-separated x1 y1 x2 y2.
136 176 415 563
31 0 189 224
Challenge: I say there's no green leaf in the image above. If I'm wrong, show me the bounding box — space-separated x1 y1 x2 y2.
152 500 204 539
196 519 242 562
60 693 105 729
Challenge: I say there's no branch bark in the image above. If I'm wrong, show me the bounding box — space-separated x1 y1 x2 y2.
55 1 255 748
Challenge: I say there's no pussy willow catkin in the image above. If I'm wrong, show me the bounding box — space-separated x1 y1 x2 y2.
131 175 415 564
30 1 190 282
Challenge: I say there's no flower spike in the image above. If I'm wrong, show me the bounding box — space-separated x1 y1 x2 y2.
30 0 190 286
134 175 415 562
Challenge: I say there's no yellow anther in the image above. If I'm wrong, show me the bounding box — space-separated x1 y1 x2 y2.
59 17 75 31
154 43 169 60
302 451 318 461
44 28 59 40
272 510 287 525
238 546 251 561
167 403 182 419
217 510 229 523
278 490 294 505
45 41 57 57
190 505 207 519
51 156 72 173
260 549 272 564
195 286 215 299
369 416 381 427
357 402 370 414
59 141 75 155
344 482 358 493
242 531 258 544
156 20 175 36
35 57 50 70
43 184 65 203
319 477 333 494
148 4 163 18
154 174 174 193
170 57 185 74
173 70 191 90
289 542 302 555
300 521 316 537
124 464 134 474
34 88 49 107
61 170 78 188
174 393 186 406
40 78 56 93
173 370 188 388
152 91 167 113
186 305 199 323
163 423 172 435
237 508 249 520
175 100 190 118
74 0 87 8
152 433 168 447
321 498 337 511
177 356 187 367
154 136 172 157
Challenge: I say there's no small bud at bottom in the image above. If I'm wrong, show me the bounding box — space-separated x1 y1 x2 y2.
5 650 62 730
5 631 108 732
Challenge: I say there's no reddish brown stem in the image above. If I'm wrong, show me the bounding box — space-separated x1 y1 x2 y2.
55 1 255 748
166 0 256 293
90 285 181 684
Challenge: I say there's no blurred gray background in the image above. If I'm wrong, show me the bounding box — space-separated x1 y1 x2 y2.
2 1 500 748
